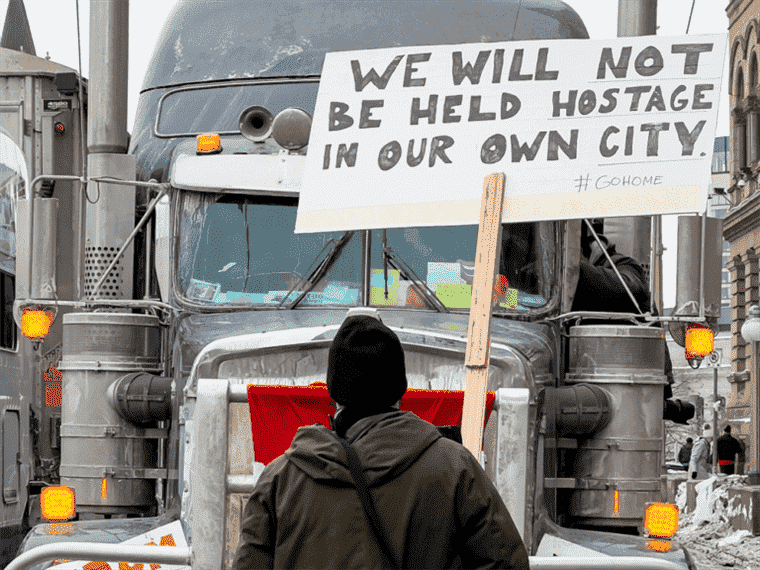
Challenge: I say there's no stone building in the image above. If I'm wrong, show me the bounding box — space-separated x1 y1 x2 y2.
724 0 760 473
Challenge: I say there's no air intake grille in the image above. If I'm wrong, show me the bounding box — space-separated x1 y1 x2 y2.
84 246 125 298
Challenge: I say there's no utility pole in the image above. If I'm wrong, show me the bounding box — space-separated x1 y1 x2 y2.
713 359 719 473
617 0 666 473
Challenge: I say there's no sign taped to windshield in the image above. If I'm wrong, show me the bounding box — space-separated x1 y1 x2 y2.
295 34 727 233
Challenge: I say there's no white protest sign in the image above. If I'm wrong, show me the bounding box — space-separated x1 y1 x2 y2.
51 520 189 570
295 34 727 233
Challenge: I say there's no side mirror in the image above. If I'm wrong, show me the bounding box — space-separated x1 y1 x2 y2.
14 196 59 326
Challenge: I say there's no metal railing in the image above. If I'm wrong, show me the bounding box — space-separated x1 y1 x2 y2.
6 544 192 570
5 546 685 570
530 559 683 569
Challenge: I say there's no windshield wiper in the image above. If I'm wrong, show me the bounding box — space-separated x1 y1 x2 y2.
283 231 355 309
382 230 447 313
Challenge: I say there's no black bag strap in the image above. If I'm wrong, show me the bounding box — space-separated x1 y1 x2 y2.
337 436 400 569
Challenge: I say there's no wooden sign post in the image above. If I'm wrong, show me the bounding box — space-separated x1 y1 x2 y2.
462 173 505 460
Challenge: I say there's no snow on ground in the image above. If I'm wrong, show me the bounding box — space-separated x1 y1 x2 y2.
675 475 760 569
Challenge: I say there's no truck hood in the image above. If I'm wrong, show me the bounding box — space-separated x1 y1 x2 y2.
174 309 557 393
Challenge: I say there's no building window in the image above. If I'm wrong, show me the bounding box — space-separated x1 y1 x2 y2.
712 206 728 219
713 136 729 173
735 68 747 170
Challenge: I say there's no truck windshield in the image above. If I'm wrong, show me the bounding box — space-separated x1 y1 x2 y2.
178 191 556 312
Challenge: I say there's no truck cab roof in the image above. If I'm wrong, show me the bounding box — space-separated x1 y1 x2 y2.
142 0 589 91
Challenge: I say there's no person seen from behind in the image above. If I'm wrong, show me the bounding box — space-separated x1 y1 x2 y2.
233 310 529 569
678 438 693 469
689 424 713 480
717 424 742 475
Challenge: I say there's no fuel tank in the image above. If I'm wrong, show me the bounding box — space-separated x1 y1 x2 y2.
564 325 667 530
58 313 162 514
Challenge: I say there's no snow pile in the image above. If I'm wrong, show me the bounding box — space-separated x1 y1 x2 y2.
716 528 752 548
675 475 760 568
691 476 717 525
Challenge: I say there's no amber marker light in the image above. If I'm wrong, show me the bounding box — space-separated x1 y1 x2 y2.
196 133 221 154
40 486 75 521
644 502 679 538
685 323 714 359
20 307 55 341
613 490 620 515
102 477 107 501
645 539 672 553
46 522 74 535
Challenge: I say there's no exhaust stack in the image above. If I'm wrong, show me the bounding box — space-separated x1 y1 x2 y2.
59 0 148 514
84 0 135 300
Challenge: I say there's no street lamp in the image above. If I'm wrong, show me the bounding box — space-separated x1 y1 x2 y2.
742 306 760 342
741 305 760 481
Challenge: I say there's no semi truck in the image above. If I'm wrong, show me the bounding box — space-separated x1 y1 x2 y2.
4 0 722 568
0 0 87 561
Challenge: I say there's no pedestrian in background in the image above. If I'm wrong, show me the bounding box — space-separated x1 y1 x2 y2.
717 424 742 475
689 424 713 480
678 437 693 469
233 311 529 569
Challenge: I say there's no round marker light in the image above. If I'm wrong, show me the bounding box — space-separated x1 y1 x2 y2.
54 122 65 136
20 307 55 341
685 323 714 363
272 108 312 150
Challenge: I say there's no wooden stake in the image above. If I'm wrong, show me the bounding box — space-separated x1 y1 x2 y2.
462 173 505 459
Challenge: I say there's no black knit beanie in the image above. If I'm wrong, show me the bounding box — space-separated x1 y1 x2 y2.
327 315 407 409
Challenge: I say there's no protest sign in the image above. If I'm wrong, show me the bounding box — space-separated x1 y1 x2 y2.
295 34 727 233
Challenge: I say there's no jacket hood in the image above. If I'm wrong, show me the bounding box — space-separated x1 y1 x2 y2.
283 410 441 486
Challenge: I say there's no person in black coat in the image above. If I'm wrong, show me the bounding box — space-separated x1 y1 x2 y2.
717 425 743 475
233 313 529 570
678 438 694 467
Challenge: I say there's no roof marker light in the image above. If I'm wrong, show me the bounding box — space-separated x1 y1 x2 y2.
196 133 222 154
